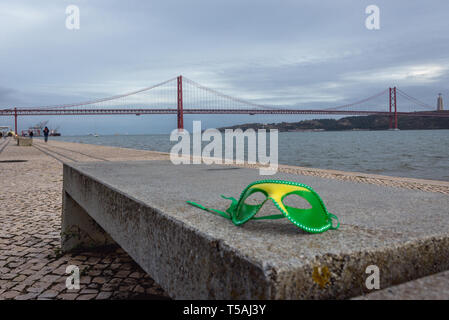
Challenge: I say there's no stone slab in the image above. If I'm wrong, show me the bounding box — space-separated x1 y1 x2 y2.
62 160 449 299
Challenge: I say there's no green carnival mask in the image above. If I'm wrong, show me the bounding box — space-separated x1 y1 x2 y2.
187 180 339 233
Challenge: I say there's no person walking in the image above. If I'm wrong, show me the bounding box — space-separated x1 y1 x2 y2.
29 130 33 139
43 126 49 143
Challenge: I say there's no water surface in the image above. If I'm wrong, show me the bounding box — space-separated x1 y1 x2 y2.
47 130 449 181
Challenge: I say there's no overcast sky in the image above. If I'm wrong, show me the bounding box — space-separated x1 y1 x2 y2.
1 0 448 134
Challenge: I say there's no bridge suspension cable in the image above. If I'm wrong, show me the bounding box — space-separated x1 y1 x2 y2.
323 89 389 111
182 77 281 110
396 88 434 110
19 77 178 110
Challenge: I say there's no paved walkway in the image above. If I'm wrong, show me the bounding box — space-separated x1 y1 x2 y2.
0 138 168 300
0 137 448 299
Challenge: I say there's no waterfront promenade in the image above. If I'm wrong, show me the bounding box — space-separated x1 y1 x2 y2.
0 137 448 299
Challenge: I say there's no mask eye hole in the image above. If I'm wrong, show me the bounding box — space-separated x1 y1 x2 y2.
282 194 312 209
243 192 266 205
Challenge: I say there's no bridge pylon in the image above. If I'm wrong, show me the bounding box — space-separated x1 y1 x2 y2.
177 75 183 130
14 107 18 135
389 87 397 129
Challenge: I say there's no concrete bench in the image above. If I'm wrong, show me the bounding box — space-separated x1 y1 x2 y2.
62 160 449 299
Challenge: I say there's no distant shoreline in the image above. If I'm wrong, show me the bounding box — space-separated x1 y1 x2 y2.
217 114 449 132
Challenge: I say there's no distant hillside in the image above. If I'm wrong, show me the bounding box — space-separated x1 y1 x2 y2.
217 112 449 132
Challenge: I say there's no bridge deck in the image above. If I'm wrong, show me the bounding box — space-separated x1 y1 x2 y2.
62 160 449 299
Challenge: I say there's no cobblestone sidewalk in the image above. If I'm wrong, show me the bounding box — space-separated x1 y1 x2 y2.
0 142 168 300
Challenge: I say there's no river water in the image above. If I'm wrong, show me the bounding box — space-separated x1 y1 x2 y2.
48 130 449 181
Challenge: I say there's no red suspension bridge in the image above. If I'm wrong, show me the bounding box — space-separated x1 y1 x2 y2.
0 75 447 134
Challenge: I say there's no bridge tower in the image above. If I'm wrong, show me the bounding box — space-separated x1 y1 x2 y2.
14 107 18 135
177 75 183 130
389 87 397 129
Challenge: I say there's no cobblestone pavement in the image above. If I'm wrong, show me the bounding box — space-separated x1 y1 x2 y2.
1 137 448 300
0 139 169 300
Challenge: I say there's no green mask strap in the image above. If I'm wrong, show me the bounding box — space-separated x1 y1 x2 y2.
187 197 336 225
328 213 340 230
187 195 285 222
220 195 287 221
186 200 231 220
